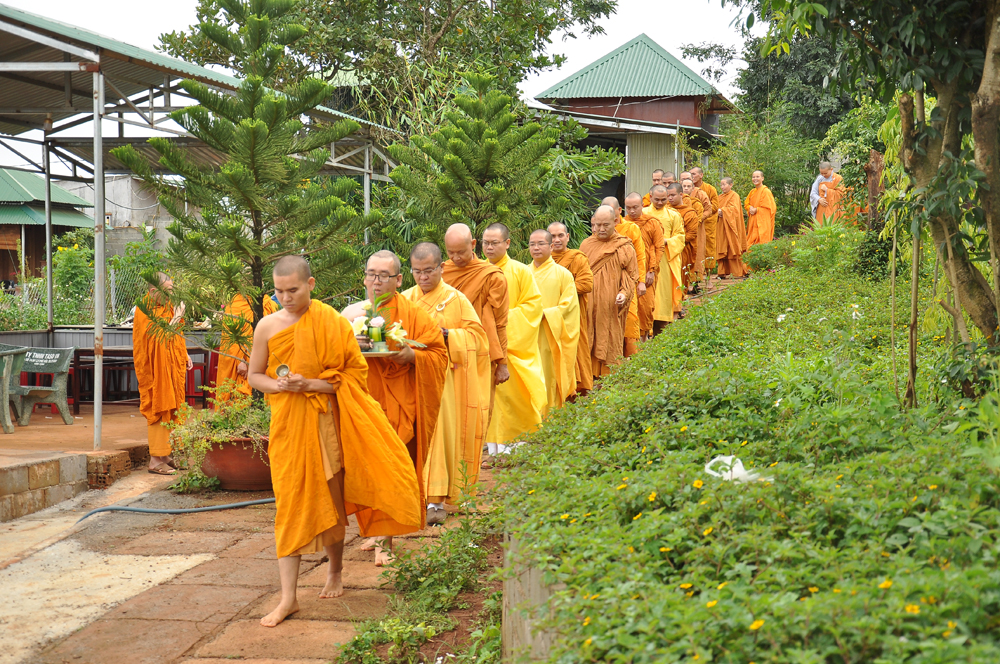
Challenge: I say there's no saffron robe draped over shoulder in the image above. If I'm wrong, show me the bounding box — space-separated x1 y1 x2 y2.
442 257 509 366
580 233 638 376
614 219 646 340
215 295 277 403
814 172 845 225
402 282 490 502
673 200 700 286
266 300 422 556
746 184 777 247
487 254 547 443
645 205 685 320
697 181 720 270
530 257 580 413
716 189 749 278
632 213 664 334
553 249 594 393
133 299 187 457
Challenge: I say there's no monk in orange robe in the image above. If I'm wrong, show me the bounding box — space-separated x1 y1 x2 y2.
670 183 700 290
644 185 686 333
716 177 749 278
641 168 665 207
214 294 277 405
548 221 594 394
581 205 638 378
604 196 646 358
746 170 777 247
812 161 845 225
622 193 664 340
133 273 191 475
248 256 422 627
691 167 720 271
342 250 448 565
681 175 711 285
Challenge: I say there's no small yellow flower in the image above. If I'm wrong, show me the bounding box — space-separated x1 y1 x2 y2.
749 619 765 631
642 446 646 453
585 638 593 646
948 621 957 629
528 490 535 494
703 527 714 536
769 462 778 467
693 480 704 489
717 582 728 589
943 630 953 638
591 594 600 599
633 512 643 521
628 546 634 553
699 500 709 505
905 604 920 614
881 551 891 557
928 484 938 490
583 616 591 625
740 440 748 446
680 426 688 432
833 588 841 593
644 427 652 433
648 491 657 502
808 587 819 593
706 600 717 608
878 579 893 590
679 583 693 589
836 474 843 480
560 514 569 519
616 484 627 490
570 519 577 523
686 591 694 597
659 546 671 552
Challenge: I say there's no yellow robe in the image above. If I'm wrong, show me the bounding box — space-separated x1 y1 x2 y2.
265 300 422 557
487 254 547 444
402 281 490 503
530 257 580 415
645 204 686 319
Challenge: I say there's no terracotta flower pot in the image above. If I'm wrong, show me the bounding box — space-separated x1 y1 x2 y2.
201 438 272 491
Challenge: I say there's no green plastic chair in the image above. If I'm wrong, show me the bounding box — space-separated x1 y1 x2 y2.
0 344 28 434
7 346 75 427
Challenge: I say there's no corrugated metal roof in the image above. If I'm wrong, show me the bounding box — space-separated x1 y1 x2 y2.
536 33 716 100
0 203 92 226
0 168 92 206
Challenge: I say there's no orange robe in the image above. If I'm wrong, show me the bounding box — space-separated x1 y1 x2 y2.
357 295 448 529
553 249 594 393
815 173 845 225
685 193 708 281
214 295 277 404
746 185 776 247
631 213 664 335
697 181 720 270
673 200 700 287
615 219 646 349
716 189 749 278
133 299 187 457
442 257 509 370
265 300 422 556
580 233 638 378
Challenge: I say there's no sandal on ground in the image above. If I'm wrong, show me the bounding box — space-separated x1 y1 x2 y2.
148 462 176 476
480 456 494 470
165 457 179 470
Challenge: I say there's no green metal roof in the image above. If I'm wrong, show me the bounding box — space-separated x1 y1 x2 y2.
0 204 92 227
536 33 716 100
0 168 92 207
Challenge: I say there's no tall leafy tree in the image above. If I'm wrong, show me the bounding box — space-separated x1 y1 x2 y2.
114 0 374 347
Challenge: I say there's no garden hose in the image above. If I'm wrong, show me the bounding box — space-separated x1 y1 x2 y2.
75 498 276 524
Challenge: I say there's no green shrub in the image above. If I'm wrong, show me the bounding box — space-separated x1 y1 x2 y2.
499 232 997 663
743 236 794 272
852 219 897 281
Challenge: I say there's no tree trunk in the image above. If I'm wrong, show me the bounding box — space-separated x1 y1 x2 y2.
864 149 885 228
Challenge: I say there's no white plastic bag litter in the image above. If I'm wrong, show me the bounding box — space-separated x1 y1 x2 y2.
704 455 772 483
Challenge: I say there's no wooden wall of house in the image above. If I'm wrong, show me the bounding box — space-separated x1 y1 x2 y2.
626 134 677 196
1 226 73 282
557 96 705 126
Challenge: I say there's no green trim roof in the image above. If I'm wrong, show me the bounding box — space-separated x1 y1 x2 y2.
0 169 92 207
0 204 92 227
536 33 716 100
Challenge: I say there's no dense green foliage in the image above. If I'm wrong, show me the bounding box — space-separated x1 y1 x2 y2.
499 225 999 662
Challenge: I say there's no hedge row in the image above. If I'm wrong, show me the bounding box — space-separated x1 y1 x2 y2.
501 227 1000 663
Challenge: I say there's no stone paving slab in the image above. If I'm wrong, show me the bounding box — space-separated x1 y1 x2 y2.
182 659 333 664
196 619 355 660
116 531 241 556
299 559 386 589
248 588 389 622
168 508 276 532
172 557 310 587
104 583 268 623
39 618 216 664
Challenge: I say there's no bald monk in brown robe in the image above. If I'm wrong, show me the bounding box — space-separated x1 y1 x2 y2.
670 182 700 290
603 196 645 358
716 176 749 278
623 192 663 340
442 223 510 393
548 222 594 394
581 205 639 378
342 250 448 565
248 257 422 626
691 167 720 271
133 273 192 475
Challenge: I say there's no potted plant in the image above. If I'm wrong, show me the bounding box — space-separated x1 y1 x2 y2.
168 385 271 493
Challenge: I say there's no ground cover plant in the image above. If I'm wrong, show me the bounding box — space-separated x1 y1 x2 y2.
499 224 1000 662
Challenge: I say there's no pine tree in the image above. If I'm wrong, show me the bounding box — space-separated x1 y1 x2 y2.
112 0 375 350
386 73 558 257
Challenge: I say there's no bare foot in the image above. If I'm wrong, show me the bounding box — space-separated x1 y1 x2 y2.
260 599 299 627
359 537 378 552
374 546 394 567
319 570 344 598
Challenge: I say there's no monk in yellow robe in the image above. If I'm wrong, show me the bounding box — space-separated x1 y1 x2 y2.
581 206 639 378
214 294 278 405
813 161 845 225
133 272 191 475
248 256 422 627
675 181 701 291
442 223 510 396
716 177 749 279
528 229 580 414
402 243 490 525
342 250 448 562
480 223 546 452
691 167 720 271
645 185 685 335
603 196 646 358
624 192 663 340
548 222 594 395
641 168 665 207
746 170 777 247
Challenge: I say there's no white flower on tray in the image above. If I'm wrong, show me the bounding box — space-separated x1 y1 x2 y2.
386 321 408 343
359 300 372 311
370 315 386 328
351 316 369 335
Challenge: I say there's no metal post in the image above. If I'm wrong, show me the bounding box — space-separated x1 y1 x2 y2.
19 224 26 306
93 70 105 451
363 143 371 214
674 123 679 174
43 140 53 331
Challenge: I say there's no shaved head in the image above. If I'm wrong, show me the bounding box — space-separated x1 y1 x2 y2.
530 229 553 243
651 184 667 195
819 161 832 170
624 192 643 204
666 182 683 194
445 223 473 244
368 249 401 275
410 242 442 264
273 255 312 281
721 176 733 185
485 222 509 241
664 172 675 180
444 223 476 268
547 221 567 235
652 169 664 177
592 205 616 224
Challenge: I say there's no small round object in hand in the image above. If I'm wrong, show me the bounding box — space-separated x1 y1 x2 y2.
275 364 291 377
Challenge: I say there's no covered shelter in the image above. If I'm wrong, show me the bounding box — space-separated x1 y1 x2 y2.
0 3 395 449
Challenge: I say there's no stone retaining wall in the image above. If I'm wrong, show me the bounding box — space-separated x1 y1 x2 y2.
0 453 88 522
